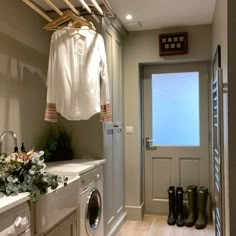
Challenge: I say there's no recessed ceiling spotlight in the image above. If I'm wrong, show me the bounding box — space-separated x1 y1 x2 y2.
126 14 133 20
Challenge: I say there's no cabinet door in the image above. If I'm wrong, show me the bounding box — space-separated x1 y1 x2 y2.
58 212 77 236
113 125 124 216
103 20 123 122
102 19 124 235
112 34 123 123
103 22 113 116
45 227 59 236
103 22 115 231
112 34 124 217
103 122 114 229
45 212 77 236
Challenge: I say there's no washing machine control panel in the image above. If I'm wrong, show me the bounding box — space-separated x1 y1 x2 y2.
80 166 103 194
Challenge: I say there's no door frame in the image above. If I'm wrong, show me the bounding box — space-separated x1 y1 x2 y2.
140 61 212 214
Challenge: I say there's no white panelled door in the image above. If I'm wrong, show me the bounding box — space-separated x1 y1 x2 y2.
142 62 210 213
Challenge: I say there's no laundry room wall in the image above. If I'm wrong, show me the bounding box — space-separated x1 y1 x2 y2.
0 0 50 154
57 114 103 158
123 24 212 219
0 1 103 159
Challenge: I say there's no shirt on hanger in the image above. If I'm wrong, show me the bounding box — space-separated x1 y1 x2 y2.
44 27 112 122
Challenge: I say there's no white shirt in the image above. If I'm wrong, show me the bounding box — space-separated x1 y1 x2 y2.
44 27 111 122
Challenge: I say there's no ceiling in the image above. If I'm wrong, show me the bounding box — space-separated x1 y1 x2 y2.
33 0 216 31
108 0 216 31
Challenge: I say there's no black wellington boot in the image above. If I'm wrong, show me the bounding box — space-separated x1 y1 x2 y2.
176 187 184 227
167 186 176 225
185 185 197 227
195 187 208 229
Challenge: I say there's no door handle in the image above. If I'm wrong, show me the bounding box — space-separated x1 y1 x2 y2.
145 137 158 149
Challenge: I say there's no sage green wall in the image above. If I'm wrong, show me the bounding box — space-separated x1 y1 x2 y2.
212 0 227 84
0 1 102 159
212 0 229 235
0 0 50 153
57 115 103 159
123 24 212 219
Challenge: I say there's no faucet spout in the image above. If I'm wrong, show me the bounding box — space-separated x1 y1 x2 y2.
0 130 18 154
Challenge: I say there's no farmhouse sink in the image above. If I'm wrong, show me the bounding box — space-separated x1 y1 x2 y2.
33 175 79 234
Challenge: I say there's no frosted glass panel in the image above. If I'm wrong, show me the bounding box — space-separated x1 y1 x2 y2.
152 72 200 146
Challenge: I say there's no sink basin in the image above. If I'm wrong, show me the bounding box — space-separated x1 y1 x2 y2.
33 174 79 234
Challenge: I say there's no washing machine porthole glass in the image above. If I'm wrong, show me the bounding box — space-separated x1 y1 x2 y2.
86 188 102 234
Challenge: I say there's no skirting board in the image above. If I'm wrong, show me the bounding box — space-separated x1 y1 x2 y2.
125 202 144 220
107 212 127 236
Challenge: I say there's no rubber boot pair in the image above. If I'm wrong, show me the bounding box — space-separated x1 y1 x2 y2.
167 186 184 227
185 185 208 229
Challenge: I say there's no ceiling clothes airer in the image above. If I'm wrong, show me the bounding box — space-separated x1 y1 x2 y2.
89 0 103 15
43 9 95 31
22 0 53 22
63 0 80 15
21 0 114 122
21 0 115 24
43 0 64 16
78 0 100 23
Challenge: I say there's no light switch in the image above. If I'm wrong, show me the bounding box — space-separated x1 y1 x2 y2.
126 126 134 134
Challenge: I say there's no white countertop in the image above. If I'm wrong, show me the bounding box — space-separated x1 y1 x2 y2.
0 192 30 214
45 159 106 176
0 159 105 215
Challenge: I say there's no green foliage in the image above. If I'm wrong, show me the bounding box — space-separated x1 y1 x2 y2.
0 151 67 201
40 126 73 162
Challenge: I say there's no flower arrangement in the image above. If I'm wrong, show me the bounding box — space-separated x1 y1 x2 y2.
0 150 67 202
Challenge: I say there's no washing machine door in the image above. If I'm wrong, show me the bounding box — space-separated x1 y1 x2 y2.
86 188 102 235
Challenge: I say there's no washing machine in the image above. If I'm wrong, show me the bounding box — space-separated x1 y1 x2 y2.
80 166 104 236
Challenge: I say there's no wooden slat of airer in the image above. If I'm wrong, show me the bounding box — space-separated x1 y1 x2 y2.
22 0 52 22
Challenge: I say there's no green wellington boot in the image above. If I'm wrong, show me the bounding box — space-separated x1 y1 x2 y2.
167 186 176 225
185 185 197 227
176 187 184 227
195 187 208 229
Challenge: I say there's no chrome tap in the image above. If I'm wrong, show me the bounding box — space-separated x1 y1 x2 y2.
0 130 18 154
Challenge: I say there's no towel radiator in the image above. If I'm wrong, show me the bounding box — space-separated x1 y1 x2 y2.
212 67 224 236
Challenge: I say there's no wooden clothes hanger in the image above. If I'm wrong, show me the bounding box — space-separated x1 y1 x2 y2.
43 9 94 31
